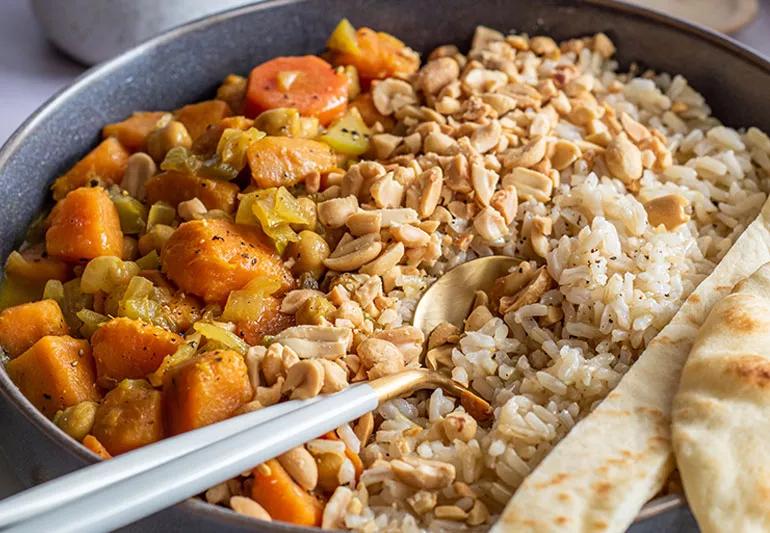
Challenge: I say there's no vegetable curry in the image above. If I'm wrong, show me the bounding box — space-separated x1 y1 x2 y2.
0 19 418 527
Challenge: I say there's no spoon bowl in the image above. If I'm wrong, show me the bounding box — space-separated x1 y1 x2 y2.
412 255 521 335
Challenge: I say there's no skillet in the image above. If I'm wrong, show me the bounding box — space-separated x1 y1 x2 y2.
3 0 769 530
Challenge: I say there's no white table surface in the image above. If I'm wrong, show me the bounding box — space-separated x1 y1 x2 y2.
0 0 769 500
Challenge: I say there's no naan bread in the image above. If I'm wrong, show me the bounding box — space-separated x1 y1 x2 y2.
492 197 770 533
672 263 770 533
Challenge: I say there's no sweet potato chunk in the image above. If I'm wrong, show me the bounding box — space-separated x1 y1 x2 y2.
82 434 112 460
102 111 166 153
161 219 293 303
329 27 419 84
235 295 295 345
52 138 130 200
0 300 69 357
46 187 124 262
91 317 182 388
163 349 252 435
247 136 337 189
92 380 164 455
144 171 239 213
251 459 323 526
6 336 100 417
174 100 232 141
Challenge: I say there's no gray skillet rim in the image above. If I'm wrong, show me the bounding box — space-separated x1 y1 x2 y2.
1 0 767 530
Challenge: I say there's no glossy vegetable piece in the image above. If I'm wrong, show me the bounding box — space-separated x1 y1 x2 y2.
147 337 198 387
146 202 176 230
51 138 130 201
326 18 359 55
53 278 94 331
162 349 252 435
235 295 296 346
319 107 372 156
192 322 249 354
327 23 419 84
144 171 239 213
92 380 164 455
161 219 293 303
91 317 182 388
82 434 112 460
237 187 314 253
76 309 108 338
138 270 202 333
110 191 147 235
6 335 100 417
0 299 69 357
102 111 166 153
4 250 69 284
191 115 255 157
53 400 98 441
247 136 336 189
46 187 124 262
221 276 281 323
244 56 348 126
251 459 323 527
174 100 232 142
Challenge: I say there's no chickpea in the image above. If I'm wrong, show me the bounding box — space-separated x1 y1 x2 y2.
254 108 301 137
216 74 247 114
287 230 330 279
315 452 344 493
138 224 175 256
146 120 192 163
54 401 98 441
295 296 335 325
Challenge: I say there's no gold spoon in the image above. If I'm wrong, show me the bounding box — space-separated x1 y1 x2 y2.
412 255 520 334
370 255 520 421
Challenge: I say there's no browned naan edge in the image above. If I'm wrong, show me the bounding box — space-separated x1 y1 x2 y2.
491 198 770 533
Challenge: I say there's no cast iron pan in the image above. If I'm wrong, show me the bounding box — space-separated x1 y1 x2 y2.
2 0 768 530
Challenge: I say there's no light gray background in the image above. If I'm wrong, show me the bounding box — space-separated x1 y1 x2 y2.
0 0 769 499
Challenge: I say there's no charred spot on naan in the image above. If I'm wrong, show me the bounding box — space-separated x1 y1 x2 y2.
533 472 569 489
727 354 770 389
592 481 612 495
721 301 761 332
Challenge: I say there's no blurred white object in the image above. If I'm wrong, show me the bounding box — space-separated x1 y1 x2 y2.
30 0 255 65
625 0 758 34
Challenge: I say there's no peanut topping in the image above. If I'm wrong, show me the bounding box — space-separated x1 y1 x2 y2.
644 194 690 230
605 134 643 184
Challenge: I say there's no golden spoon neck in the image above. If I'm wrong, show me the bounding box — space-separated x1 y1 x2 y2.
369 369 493 421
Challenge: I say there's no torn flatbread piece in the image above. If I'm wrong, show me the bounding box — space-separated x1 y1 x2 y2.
672 262 770 533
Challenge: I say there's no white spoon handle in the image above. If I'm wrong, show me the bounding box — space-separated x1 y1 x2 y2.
7 384 378 533
0 396 321 528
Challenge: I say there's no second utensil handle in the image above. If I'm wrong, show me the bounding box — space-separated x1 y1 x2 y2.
9 384 379 533
0 397 322 527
